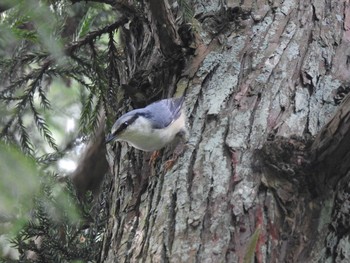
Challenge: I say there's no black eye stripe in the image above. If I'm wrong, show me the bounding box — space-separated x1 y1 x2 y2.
114 114 140 135
115 123 128 135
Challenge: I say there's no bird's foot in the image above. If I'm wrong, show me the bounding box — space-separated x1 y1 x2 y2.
164 142 189 171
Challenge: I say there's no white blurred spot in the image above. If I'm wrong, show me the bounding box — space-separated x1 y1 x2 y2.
58 159 77 173
65 118 75 133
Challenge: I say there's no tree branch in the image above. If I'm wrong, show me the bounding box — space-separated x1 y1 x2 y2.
70 0 116 5
149 0 182 57
70 0 138 17
65 16 128 55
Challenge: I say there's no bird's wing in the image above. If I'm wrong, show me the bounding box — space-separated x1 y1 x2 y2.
144 97 185 129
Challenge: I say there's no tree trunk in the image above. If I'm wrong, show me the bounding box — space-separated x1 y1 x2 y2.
101 0 350 262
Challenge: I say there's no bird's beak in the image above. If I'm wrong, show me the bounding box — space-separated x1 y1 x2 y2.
105 134 116 144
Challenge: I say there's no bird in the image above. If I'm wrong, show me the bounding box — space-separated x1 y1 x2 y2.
106 96 188 153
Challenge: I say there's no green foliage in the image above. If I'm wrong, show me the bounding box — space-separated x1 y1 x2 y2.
8 177 105 263
77 7 98 39
0 142 108 262
178 0 194 23
243 228 261 263
0 142 39 230
0 0 120 154
0 0 122 261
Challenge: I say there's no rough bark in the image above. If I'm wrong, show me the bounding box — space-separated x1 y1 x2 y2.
102 0 350 262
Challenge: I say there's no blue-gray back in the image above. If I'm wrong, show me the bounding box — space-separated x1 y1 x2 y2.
142 96 185 129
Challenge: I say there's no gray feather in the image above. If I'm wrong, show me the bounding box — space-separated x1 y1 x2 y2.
142 96 185 129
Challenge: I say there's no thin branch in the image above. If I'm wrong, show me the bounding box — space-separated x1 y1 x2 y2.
70 0 116 5
65 17 128 55
70 0 138 16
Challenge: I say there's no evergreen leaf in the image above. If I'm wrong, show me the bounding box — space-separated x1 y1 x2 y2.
17 116 34 155
178 0 194 22
29 99 58 151
79 91 94 134
37 85 51 110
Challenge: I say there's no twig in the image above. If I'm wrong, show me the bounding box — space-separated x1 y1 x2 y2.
65 17 128 55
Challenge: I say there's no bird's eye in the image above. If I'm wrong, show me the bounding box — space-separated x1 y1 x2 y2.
122 121 129 128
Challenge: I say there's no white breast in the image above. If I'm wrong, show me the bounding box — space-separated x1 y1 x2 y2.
117 112 186 151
